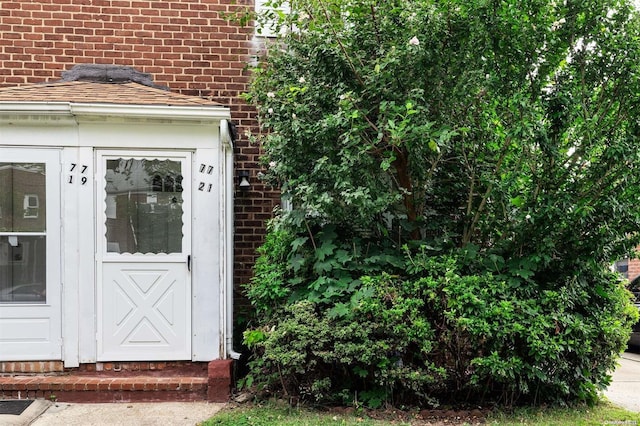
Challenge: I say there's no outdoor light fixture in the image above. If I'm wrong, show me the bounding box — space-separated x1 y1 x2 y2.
238 170 251 190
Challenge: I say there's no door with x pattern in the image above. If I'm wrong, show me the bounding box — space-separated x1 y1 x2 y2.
96 151 192 361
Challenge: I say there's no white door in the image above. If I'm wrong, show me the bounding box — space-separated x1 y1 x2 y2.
96 151 192 361
0 148 62 360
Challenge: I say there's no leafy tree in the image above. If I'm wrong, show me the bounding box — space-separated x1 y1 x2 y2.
242 0 640 407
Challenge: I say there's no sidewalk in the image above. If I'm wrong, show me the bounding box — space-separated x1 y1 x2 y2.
0 401 225 426
603 351 640 412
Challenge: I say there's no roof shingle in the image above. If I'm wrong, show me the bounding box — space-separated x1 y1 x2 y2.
0 81 223 107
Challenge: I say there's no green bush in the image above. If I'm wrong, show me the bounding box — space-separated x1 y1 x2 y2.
240 0 640 409
243 245 638 407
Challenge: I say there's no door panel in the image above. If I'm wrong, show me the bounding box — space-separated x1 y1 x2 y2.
100 263 189 360
0 149 61 360
97 152 191 361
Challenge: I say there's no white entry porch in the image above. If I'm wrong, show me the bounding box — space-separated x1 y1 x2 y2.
0 72 235 367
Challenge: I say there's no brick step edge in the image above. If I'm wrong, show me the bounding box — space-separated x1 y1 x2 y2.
0 376 209 403
0 389 208 403
0 359 232 403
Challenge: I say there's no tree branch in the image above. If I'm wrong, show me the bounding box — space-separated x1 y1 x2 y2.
317 0 366 86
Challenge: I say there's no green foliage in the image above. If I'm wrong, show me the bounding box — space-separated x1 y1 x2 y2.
240 0 640 408
244 249 637 406
204 404 407 425
249 0 640 258
244 273 445 407
203 403 640 426
247 221 405 316
204 402 640 426
246 223 294 315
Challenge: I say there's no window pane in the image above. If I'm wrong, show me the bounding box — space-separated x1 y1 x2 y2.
105 158 184 254
0 236 46 303
0 163 46 232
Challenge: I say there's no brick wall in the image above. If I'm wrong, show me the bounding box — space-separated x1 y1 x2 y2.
628 258 640 282
0 0 279 308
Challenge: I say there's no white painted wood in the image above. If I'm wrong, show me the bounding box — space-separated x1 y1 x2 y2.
191 148 222 360
0 122 78 148
61 147 79 367
0 148 62 360
0 102 229 124
221 123 239 359
61 147 95 367
1 102 231 364
96 151 192 361
99 262 190 360
78 123 220 149
76 147 97 364
0 107 225 150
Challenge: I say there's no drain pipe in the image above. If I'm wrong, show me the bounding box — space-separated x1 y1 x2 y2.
222 119 242 360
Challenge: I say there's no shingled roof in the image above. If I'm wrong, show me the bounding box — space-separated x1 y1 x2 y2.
0 65 222 107
0 81 222 107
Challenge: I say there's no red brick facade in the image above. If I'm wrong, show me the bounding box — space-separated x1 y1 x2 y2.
628 258 640 282
0 0 279 299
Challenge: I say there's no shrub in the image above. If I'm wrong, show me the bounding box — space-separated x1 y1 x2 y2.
243 247 638 407
241 0 640 408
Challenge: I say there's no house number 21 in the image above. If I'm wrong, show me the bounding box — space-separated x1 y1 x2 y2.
68 163 89 185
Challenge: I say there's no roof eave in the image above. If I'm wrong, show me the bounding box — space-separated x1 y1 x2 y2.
0 101 231 122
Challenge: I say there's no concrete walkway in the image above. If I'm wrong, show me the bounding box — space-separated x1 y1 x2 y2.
604 351 640 412
0 401 225 426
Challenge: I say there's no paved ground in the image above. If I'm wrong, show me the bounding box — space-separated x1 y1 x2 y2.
603 351 640 412
0 401 225 426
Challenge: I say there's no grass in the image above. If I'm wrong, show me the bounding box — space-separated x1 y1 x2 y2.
202 404 410 425
201 401 640 426
488 402 640 425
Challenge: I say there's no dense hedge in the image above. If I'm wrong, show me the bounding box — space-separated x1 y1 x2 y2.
243 230 638 407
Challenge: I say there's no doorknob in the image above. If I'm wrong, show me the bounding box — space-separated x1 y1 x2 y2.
187 255 191 272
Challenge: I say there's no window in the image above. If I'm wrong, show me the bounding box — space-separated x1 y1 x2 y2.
23 194 39 218
104 158 184 254
615 258 629 278
0 163 47 303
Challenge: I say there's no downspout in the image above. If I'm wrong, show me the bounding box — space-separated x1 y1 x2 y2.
221 119 242 360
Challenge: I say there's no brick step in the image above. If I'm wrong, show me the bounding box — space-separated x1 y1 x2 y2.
0 374 209 403
0 360 232 402
0 361 64 374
